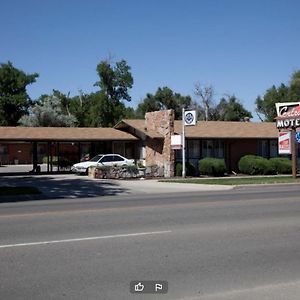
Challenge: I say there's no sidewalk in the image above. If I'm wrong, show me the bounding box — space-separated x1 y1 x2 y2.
115 178 233 194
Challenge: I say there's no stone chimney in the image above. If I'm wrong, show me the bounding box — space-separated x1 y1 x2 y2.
145 110 175 177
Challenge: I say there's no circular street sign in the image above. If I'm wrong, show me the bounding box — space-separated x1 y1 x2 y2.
185 112 194 125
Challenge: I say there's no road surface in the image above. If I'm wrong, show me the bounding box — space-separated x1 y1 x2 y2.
0 184 300 299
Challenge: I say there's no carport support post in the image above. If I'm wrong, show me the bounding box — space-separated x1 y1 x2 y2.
50 143 53 173
57 142 60 172
32 141 38 172
47 142 50 173
291 128 297 179
78 142 81 162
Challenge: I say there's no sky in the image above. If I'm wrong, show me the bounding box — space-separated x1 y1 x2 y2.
1 0 300 119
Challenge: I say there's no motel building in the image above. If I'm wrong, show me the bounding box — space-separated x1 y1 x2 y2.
0 110 292 177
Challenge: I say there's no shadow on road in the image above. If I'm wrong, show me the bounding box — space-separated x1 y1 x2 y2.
0 175 129 203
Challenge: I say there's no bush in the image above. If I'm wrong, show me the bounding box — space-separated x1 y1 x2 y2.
269 157 292 174
175 163 182 176
137 161 145 168
198 158 227 177
238 155 275 175
125 164 138 173
175 162 196 177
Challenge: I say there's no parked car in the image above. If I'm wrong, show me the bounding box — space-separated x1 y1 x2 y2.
71 154 135 174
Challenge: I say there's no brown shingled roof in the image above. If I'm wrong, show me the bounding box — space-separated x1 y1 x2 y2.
2 120 277 142
116 119 278 139
115 119 163 138
174 120 278 139
0 127 138 141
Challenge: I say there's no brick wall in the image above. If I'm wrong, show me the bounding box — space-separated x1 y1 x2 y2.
145 110 175 177
6 143 32 164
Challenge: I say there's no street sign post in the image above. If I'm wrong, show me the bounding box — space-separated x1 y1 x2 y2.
182 108 186 178
276 102 300 178
182 109 197 178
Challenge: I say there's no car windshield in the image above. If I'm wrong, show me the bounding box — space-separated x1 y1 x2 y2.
89 155 103 162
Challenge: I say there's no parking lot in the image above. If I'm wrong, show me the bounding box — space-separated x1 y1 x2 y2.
0 164 62 174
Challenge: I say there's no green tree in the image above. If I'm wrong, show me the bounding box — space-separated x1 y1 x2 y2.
0 61 38 126
120 106 136 119
214 95 252 121
136 87 192 119
19 95 77 127
86 58 135 127
254 70 300 121
69 91 91 127
94 59 133 103
52 89 71 116
84 92 133 127
255 84 289 121
288 70 300 102
135 93 161 118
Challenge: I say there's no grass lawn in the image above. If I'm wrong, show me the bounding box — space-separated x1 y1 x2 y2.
160 176 300 185
0 186 41 196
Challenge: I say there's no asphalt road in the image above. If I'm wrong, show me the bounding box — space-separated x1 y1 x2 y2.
1 184 300 299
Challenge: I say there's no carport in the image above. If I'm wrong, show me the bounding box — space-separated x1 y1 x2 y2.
0 127 138 174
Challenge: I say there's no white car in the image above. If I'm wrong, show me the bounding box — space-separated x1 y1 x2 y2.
71 154 135 174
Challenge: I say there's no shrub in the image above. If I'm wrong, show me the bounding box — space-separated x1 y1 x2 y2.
125 164 138 173
137 161 145 168
238 155 275 175
175 163 182 176
198 158 227 177
175 162 196 176
269 157 292 174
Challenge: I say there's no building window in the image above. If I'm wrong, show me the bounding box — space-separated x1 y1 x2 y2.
125 142 135 159
187 140 200 158
202 140 224 159
202 140 213 157
214 140 224 158
175 139 224 162
0 145 8 154
270 140 278 158
113 142 125 156
259 140 269 158
176 148 182 160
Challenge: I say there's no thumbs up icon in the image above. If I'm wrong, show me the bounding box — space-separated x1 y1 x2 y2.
134 282 145 292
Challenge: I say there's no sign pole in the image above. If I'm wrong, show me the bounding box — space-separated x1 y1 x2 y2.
182 108 186 178
291 128 297 179
275 102 300 179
